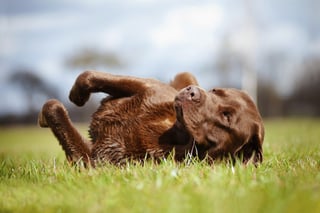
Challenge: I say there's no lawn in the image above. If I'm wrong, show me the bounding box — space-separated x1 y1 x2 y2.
0 119 320 213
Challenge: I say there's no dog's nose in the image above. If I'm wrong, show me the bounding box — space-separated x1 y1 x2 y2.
182 85 201 102
186 86 196 98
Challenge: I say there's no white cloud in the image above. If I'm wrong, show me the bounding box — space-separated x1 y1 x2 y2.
0 16 17 58
229 27 259 58
149 3 223 48
0 34 17 58
1 13 79 33
0 12 80 61
261 24 308 55
97 27 125 51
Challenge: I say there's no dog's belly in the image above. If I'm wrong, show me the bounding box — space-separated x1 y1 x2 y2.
88 95 177 163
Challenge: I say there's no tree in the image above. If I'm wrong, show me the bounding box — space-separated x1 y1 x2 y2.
10 69 59 113
286 57 320 116
65 47 125 70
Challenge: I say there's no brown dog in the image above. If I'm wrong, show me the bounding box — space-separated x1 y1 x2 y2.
38 71 264 167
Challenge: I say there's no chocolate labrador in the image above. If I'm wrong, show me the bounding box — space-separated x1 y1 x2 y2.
38 71 264 167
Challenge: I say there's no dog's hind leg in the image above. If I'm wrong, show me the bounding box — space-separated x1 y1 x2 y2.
170 72 199 91
69 71 200 107
38 99 92 166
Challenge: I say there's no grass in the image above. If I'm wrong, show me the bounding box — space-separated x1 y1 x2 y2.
0 119 320 213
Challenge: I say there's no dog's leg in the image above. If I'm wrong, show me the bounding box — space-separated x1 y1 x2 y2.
38 99 92 166
170 72 199 91
69 71 151 106
69 71 200 106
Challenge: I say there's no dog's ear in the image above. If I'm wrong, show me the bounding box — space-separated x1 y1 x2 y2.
236 122 264 165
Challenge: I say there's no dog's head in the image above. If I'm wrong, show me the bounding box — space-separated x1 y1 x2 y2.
174 86 264 164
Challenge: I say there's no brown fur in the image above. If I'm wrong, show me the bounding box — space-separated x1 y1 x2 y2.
38 71 264 167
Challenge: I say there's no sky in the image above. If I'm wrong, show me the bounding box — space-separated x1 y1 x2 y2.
1 0 320 115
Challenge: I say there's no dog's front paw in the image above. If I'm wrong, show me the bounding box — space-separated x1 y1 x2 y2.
69 86 90 106
38 110 48 127
69 71 93 106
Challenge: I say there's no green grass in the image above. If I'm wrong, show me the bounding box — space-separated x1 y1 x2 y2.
1 119 320 213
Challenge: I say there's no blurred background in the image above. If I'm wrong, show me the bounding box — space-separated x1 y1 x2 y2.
1 0 319 125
